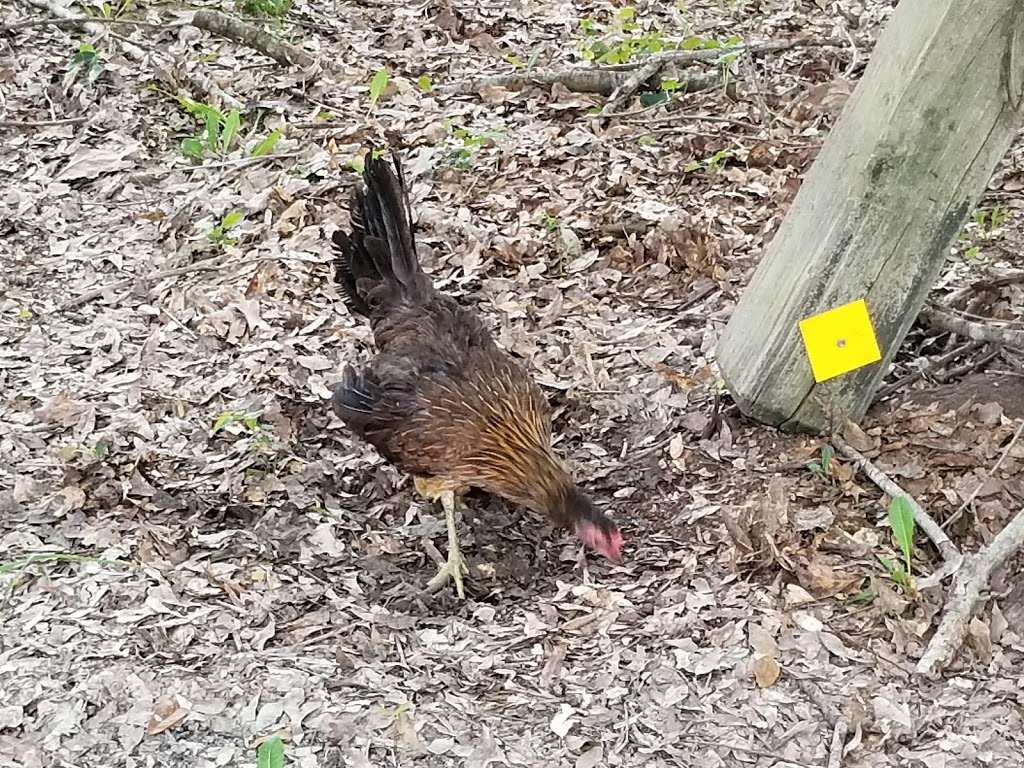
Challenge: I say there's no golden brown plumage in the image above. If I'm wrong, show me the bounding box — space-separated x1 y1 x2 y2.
330 151 622 594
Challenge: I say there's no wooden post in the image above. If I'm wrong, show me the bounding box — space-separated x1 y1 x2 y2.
717 0 1024 432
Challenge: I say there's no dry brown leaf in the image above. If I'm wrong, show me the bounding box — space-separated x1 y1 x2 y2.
146 695 189 736
752 654 781 688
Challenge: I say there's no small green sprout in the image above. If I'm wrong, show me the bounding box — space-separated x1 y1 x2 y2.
806 444 834 480
368 67 389 107
257 736 285 768
207 211 244 247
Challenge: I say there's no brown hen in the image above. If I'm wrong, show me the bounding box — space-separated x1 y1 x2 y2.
331 150 623 597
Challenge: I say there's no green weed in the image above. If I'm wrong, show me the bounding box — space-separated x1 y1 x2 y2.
94 0 136 18
957 204 1012 260
806 444 833 480
683 148 733 174
578 7 741 66
239 0 291 18
368 67 389 108
251 129 283 157
177 97 241 161
257 736 285 768
207 211 244 247
211 409 271 452
441 122 503 169
881 495 916 591
66 42 103 86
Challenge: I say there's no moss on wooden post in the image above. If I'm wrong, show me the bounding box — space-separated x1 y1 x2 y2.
717 0 1024 432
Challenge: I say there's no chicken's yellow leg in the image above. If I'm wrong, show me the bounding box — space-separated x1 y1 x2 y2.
424 489 468 598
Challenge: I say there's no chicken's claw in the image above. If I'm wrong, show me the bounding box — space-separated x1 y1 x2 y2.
424 542 468 598
422 489 468 599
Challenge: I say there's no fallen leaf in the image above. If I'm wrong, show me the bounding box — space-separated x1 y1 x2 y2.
146 695 189 736
752 654 781 688
549 704 576 738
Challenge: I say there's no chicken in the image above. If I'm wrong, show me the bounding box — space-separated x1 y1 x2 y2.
331 150 623 597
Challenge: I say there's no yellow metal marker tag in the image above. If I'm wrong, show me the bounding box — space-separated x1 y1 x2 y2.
798 298 882 383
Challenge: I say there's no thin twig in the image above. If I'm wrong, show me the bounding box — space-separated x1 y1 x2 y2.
933 346 1000 383
57 254 308 312
794 678 848 767
21 0 146 58
676 736 818 767
179 151 298 174
943 420 1024 530
175 66 245 112
875 340 984 400
601 36 849 70
0 116 87 128
129 151 297 182
623 111 762 130
833 436 962 566
1 15 180 31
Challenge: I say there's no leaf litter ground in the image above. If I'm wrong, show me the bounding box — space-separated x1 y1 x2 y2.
1 1 1023 767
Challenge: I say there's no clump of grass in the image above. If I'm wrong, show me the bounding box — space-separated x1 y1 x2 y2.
238 0 291 18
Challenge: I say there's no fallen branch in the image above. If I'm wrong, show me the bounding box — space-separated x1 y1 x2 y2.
833 436 962 566
920 305 1024 348
944 271 1024 308
22 0 146 58
442 36 847 100
5 10 318 75
601 58 665 115
796 679 848 768
933 346 1000 383
190 9 318 72
598 218 655 236
441 66 721 97
917 503 1024 676
875 340 985 400
600 35 849 71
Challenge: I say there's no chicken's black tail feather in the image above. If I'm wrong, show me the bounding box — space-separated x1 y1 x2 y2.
332 149 428 318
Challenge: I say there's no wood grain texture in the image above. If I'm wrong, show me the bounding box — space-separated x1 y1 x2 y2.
717 0 1024 432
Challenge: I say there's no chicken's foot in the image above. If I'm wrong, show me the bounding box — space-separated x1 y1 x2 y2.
424 490 468 598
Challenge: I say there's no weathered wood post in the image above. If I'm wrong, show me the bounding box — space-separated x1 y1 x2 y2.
717 0 1024 432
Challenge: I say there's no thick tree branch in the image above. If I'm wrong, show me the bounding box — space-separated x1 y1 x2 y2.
920 304 1024 348
442 37 847 98
441 66 721 97
601 59 665 115
917 504 1024 676
190 9 318 72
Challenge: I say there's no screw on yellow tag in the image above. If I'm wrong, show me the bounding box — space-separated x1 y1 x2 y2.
798 298 882 383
